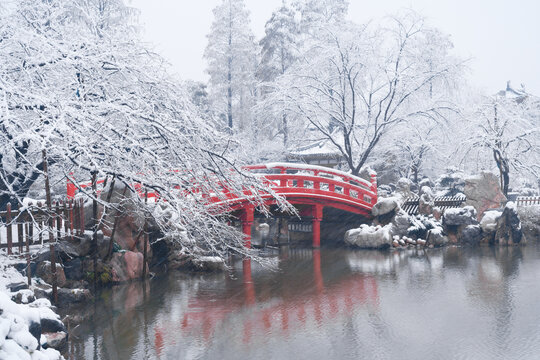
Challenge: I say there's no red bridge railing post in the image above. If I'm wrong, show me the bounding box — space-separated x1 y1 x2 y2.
312 204 323 248
241 206 254 249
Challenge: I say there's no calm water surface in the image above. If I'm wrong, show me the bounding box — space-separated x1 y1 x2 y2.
66 244 540 360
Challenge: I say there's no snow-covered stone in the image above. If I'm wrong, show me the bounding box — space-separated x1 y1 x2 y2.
427 227 449 247
371 197 400 217
480 210 502 232
0 292 63 359
459 225 483 245
494 202 524 245
464 172 507 218
443 206 478 226
518 205 540 241
344 224 392 249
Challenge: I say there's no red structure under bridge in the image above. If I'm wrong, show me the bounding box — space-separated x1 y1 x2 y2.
67 163 377 248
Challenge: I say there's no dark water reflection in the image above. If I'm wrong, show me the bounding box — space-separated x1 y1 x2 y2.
65 244 540 360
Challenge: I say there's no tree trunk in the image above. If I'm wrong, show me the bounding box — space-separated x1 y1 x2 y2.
42 149 58 304
493 149 510 196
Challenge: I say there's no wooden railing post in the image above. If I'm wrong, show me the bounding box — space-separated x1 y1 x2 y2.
56 201 62 240
25 221 31 286
37 202 43 245
6 203 13 255
79 198 85 236
28 202 34 246
17 215 24 254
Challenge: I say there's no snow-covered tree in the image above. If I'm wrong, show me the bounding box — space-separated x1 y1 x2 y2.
294 0 348 35
468 87 540 195
204 0 258 131
258 2 299 83
256 1 300 147
264 11 463 176
0 0 289 261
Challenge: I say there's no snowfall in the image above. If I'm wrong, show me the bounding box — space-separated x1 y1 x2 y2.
0 255 63 360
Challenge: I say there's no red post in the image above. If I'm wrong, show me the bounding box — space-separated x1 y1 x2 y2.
66 174 76 200
242 259 255 305
241 207 254 249
313 249 323 294
312 204 323 248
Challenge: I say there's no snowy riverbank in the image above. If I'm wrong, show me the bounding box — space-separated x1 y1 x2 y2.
0 255 65 360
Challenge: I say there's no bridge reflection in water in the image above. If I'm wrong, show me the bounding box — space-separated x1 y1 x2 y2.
64 245 538 360
152 249 380 355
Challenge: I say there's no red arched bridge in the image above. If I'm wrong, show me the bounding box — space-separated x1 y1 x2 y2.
67 162 377 248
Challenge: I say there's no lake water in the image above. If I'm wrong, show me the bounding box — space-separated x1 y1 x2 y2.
65 244 540 360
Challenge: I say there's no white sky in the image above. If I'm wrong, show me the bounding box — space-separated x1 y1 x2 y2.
130 0 540 94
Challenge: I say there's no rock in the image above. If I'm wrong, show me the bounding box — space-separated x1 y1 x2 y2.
11 289 35 304
427 228 449 247
432 207 442 221
392 239 399 247
36 261 66 288
459 225 483 245
57 288 92 306
418 186 434 215
443 206 478 226
405 238 416 245
372 197 400 217
407 215 439 239
33 241 84 264
99 182 149 254
33 286 52 300
109 251 148 283
344 224 392 249
479 210 502 244
389 210 411 238
417 239 427 246
464 172 507 219
63 258 84 281
29 321 42 349
40 318 66 334
518 206 540 241
42 331 68 350
480 210 502 232
494 202 524 246
8 282 28 293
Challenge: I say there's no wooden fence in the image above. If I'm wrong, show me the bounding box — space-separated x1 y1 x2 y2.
0 198 86 254
516 196 540 207
401 195 467 215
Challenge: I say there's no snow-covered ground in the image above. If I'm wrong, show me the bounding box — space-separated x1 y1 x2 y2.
0 254 64 360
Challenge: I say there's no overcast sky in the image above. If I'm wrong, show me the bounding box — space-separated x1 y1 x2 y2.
130 0 540 95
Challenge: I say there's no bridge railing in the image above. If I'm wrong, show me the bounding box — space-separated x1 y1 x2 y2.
210 163 377 212
66 163 378 213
